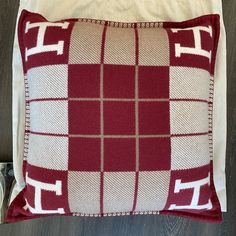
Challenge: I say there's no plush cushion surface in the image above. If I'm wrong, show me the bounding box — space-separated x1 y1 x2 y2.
7 10 221 222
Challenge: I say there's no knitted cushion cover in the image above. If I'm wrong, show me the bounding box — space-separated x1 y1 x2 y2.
6 10 221 223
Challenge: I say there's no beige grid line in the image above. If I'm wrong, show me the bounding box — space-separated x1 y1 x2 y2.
100 64 104 171
68 98 169 102
135 65 139 171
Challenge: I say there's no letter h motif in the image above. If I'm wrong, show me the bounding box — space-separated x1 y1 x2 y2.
171 26 213 62
24 173 65 214
25 21 69 61
168 173 212 210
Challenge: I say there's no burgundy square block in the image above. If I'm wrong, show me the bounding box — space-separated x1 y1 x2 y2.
68 64 100 98
139 66 169 98
104 101 135 135
104 64 135 98
69 101 100 134
140 137 171 171
139 101 170 135
68 137 100 171
104 138 136 171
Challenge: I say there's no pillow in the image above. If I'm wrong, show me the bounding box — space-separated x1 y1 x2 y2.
6 10 221 223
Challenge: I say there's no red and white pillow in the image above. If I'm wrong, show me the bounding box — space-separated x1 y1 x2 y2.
7 10 222 222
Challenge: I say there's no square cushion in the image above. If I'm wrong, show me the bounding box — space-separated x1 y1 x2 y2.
6 10 221 222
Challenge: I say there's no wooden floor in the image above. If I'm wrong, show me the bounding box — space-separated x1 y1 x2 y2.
0 1 235 235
